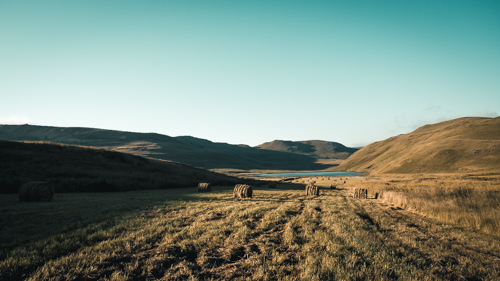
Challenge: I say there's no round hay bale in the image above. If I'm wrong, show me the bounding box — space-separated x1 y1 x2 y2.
353 187 368 199
268 182 277 188
233 184 252 198
305 184 319 196
19 182 54 202
198 182 212 192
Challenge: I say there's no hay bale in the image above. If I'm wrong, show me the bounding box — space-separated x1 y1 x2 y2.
330 184 336 189
268 182 277 188
198 182 212 192
19 182 54 202
353 188 368 199
233 184 252 198
306 184 319 196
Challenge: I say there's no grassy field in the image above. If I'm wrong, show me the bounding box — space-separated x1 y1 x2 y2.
1 175 500 280
332 173 500 235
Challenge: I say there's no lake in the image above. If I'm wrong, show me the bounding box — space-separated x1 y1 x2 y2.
250 171 365 177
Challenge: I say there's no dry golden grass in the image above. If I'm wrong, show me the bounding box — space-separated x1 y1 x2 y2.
333 173 500 235
2 176 500 280
338 117 500 173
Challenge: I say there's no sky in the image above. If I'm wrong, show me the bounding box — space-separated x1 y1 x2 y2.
1 1 499 147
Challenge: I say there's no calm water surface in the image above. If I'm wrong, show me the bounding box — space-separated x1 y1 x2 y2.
251 171 365 177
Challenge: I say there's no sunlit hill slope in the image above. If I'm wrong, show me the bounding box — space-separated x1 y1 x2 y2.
337 117 500 173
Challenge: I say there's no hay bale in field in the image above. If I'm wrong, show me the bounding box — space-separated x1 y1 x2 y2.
306 184 319 196
353 188 368 199
233 184 252 198
198 182 212 192
268 182 277 188
330 184 336 189
19 182 54 202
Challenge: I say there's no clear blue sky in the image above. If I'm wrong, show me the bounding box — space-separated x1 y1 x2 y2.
1 1 499 147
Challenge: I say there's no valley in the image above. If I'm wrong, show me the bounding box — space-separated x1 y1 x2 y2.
0 125 359 171
1 116 499 280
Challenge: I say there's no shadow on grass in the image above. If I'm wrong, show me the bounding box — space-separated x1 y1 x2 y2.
0 181 340 253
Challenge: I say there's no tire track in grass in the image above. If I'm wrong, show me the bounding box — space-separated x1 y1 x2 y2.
190 195 308 280
25 204 217 280
28 201 255 280
339 197 442 279
237 198 307 280
296 191 456 280
353 196 500 280
135 201 266 280
297 192 371 280
158 199 288 280
210 200 304 280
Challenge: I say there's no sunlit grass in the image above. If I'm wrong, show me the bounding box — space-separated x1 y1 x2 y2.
345 173 500 235
1 178 500 280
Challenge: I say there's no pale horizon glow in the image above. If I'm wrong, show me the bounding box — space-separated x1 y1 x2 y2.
1 1 499 147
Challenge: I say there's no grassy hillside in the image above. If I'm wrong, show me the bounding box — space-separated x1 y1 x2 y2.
1 175 499 280
337 117 500 173
257 140 359 159
0 140 252 194
0 125 331 170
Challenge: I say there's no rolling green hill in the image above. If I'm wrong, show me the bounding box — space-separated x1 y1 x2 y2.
0 125 352 170
336 117 500 173
0 139 252 194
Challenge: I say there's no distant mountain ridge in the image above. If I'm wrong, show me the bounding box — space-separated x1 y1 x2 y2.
0 125 356 170
336 117 500 173
257 140 359 159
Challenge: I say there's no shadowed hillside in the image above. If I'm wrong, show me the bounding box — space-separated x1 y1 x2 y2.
0 140 252 194
0 125 331 170
257 140 359 159
337 117 500 173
